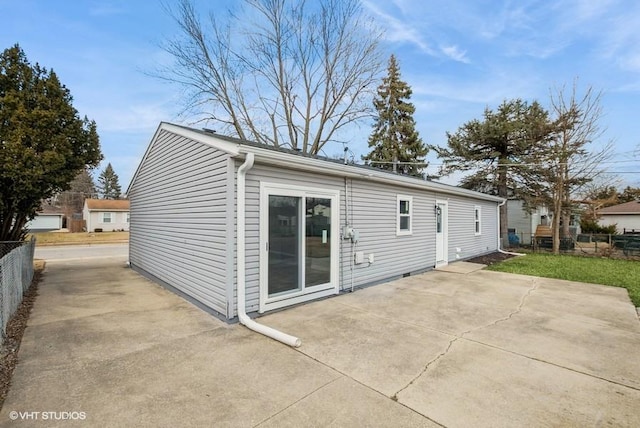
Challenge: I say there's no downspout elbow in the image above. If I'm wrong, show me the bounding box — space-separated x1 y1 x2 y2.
497 199 526 257
237 153 301 348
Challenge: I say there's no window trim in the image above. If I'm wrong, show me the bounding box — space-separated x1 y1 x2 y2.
474 205 481 236
102 212 113 223
259 182 340 313
396 195 413 236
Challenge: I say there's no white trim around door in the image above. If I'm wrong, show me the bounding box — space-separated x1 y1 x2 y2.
259 182 340 313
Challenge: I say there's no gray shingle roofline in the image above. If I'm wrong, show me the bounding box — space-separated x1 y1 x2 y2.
599 211 639 215
129 122 504 204
597 200 640 215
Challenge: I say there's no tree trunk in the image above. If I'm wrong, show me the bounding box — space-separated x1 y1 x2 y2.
562 213 571 237
561 160 571 238
6 215 27 242
552 186 563 254
551 203 560 254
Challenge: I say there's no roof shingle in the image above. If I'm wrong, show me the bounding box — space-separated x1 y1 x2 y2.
598 200 640 215
85 199 130 211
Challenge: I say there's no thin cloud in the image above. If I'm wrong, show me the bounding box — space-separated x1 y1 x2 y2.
362 0 435 54
90 101 178 134
440 45 470 63
410 73 541 106
89 3 126 17
594 4 640 73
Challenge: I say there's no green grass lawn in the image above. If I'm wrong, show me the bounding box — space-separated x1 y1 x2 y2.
487 253 640 307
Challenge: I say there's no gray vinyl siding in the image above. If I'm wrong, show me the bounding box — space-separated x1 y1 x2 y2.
344 179 435 289
507 200 534 244
130 124 504 321
238 165 501 313
129 129 230 317
446 195 498 261
240 161 344 315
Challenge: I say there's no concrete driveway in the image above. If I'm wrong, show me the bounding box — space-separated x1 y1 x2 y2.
2 258 639 427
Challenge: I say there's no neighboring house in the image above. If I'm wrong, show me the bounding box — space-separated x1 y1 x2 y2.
507 200 549 245
127 122 504 321
83 199 130 232
26 205 64 232
597 200 640 234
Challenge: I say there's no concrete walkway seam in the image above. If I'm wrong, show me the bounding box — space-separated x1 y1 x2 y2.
393 279 539 399
283 344 446 428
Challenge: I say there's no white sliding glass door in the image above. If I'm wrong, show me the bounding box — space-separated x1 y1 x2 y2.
260 183 339 312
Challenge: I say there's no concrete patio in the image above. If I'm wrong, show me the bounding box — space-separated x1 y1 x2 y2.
2 257 639 427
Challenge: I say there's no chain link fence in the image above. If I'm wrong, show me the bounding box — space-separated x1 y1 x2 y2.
506 232 640 259
0 238 36 342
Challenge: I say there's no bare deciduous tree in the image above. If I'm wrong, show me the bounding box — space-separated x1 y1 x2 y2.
158 0 384 154
525 84 613 253
575 179 620 223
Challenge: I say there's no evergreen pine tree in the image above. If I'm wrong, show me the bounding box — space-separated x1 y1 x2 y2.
0 44 102 240
363 54 427 177
97 163 121 199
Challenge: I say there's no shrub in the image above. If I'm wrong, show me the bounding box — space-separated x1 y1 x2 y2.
580 219 617 234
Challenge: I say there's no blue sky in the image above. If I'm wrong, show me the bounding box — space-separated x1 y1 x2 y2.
2 0 639 190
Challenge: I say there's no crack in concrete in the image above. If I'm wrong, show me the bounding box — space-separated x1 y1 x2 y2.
392 336 460 401
463 336 640 392
287 345 446 427
479 279 539 330
393 279 539 400
253 376 343 427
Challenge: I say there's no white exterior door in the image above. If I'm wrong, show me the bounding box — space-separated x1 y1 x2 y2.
435 200 448 267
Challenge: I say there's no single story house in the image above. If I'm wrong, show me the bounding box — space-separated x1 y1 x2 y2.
83 199 130 232
128 122 505 337
26 205 64 232
506 199 549 245
597 200 640 234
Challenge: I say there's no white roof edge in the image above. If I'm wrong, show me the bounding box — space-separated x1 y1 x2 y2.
127 122 241 194
235 145 505 203
127 123 164 194
161 123 241 156
129 122 503 203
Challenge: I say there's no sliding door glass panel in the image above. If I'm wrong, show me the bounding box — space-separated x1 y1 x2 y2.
305 197 331 287
268 195 301 295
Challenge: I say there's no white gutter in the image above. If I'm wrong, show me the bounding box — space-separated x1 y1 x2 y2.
236 153 302 348
497 199 526 257
144 124 501 203
236 145 504 203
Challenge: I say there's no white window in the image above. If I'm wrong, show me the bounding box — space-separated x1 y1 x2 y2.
125 213 130 223
397 195 413 236
102 212 112 223
474 206 481 235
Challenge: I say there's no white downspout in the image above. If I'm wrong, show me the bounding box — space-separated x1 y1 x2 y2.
237 153 302 348
497 199 525 256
